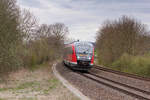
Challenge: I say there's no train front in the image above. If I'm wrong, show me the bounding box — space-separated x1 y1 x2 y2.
74 42 94 70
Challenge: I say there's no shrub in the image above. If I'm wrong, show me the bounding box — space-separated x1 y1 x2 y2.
112 53 150 77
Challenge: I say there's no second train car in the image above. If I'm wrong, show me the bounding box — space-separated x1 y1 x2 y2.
63 41 94 71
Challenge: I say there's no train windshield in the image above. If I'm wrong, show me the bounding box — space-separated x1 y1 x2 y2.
75 42 93 54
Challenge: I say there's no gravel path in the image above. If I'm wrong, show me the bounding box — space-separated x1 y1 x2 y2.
56 63 139 100
91 68 150 93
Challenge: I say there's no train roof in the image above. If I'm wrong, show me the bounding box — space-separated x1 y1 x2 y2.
74 41 93 46
65 41 94 47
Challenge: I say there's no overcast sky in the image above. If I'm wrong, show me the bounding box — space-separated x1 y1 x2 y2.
18 0 150 42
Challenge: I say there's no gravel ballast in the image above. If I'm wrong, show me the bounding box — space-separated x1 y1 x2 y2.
56 63 139 100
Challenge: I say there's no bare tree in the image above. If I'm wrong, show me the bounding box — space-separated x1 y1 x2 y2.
35 23 69 58
36 24 52 39
50 23 68 41
96 16 150 64
19 9 38 41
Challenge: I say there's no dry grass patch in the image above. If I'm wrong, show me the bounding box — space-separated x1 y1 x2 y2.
0 63 80 100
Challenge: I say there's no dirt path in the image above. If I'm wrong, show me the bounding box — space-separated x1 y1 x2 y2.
0 63 80 100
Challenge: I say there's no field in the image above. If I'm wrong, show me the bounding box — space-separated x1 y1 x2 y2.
0 63 80 100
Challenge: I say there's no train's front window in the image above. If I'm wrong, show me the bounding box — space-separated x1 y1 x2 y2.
75 43 93 54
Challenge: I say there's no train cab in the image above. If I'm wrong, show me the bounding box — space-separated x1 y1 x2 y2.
63 41 94 71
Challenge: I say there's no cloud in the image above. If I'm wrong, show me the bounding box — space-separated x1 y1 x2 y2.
18 0 150 42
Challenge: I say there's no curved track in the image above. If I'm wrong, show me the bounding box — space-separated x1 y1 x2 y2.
77 71 150 100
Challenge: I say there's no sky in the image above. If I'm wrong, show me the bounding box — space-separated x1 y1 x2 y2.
18 0 150 42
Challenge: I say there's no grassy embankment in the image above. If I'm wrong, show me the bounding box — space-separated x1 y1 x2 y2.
0 63 80 100
97 53 150 78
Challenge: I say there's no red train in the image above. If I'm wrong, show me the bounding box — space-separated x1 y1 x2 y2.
63 41 94 71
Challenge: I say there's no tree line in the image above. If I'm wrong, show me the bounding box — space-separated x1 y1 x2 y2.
0 0 68 75
96 16 150 77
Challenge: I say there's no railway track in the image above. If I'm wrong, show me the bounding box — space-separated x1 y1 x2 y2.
93 65 150 81
77 71 150 100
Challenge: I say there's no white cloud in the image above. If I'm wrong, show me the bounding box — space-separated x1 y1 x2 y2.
18 0 150 42
69 23 100 41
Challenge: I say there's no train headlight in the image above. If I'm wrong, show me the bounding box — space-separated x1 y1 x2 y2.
88 57 91 60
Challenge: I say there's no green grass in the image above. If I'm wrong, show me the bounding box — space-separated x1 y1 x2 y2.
0 98 7 100
29 62 51 71
0 61 80 100
0 87 14 92
97 53 150 77
16 81 40 90
43 78 59 95
0 81 40 92
0 88 8 91
0 79 60 95
19 97 38 100
47 78 59 84
111 53 150 77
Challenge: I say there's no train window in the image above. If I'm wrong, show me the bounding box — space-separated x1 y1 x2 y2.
75 43 93 54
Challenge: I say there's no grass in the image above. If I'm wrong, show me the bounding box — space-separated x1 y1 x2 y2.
16 81 40 90
19 97 38 100
110 53 150 77
0 63 80 100
0 88 8 91
0 98 7 100
0 81 40 92
43 79 59 95
29 62 51 71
